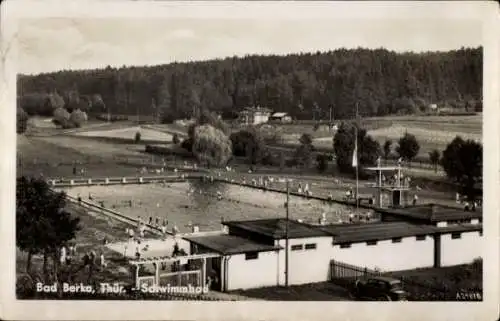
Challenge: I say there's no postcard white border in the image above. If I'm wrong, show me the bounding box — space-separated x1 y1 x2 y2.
1 1 498 320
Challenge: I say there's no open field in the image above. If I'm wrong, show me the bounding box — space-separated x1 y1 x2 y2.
17 135 153 177
135 114 482 161
74 126 173 142
278 114 482 159
57 182 367 233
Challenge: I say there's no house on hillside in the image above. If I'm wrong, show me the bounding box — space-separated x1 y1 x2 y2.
237 107 272 125
269 112 293 124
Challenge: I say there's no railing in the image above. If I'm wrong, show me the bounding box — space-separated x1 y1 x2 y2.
47 175 193 188
330 260 382 280
159 270 202 287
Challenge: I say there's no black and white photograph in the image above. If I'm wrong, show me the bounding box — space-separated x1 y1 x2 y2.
1 1 499 320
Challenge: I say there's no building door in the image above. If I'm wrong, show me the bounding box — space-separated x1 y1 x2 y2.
206 257 222 291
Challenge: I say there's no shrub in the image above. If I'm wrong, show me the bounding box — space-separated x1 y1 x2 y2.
172 133 180 144
134 131 141 143
261 151 279 166
69 109 88 128
316 154 329 173
181 138 193 152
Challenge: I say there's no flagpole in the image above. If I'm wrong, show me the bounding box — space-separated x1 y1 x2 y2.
355 103 359 213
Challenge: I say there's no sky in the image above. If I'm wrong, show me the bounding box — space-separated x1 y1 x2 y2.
16 9 484 75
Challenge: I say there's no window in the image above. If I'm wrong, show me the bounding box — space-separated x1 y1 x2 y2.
366 240 377 246
451 233 462 239
291 244 303 251
391 237 402 243
304 243 317 250
340 243 351 249
416 235 426 241
245 252 259 260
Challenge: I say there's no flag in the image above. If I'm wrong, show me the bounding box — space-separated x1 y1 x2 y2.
352 135 358 168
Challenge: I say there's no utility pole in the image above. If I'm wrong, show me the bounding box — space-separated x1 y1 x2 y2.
285 180 290 287
329 105 333 131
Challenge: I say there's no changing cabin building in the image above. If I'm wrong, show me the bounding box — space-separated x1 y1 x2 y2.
180 203 482 291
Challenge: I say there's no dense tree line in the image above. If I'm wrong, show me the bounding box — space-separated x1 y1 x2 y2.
18 47 482 120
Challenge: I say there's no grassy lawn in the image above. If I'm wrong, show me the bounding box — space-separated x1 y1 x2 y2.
386 260 483 301
230 282 352 301
17 135 146 178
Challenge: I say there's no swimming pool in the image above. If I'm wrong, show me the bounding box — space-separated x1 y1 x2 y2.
59 180 376 233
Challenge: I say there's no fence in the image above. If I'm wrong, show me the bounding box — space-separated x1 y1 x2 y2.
158 270 202 288
137 276 155 288
330 260 382 280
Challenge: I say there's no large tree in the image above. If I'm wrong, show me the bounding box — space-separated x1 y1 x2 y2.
333 122 381 173
428 149 440 172
383 139 392 160
294 133 315 170
441 136 482 203
230 128 266 166
52 107 72 128
396 132 420 163
16 176 81 281
192 124 233 168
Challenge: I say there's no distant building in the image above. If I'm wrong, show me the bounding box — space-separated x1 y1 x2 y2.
269 112 292 124
238 107 272 125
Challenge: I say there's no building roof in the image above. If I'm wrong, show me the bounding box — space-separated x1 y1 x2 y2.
318 222 437 243
318 220 483 243
434 223 483 234
183 234 282 255
375 203 482 223
224 218 332 240
270 112 289 118
241 106 272 113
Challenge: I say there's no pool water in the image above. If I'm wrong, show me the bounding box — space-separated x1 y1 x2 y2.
60 181 375 233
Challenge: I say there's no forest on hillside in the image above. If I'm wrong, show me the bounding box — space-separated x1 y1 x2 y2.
17 47 482 121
